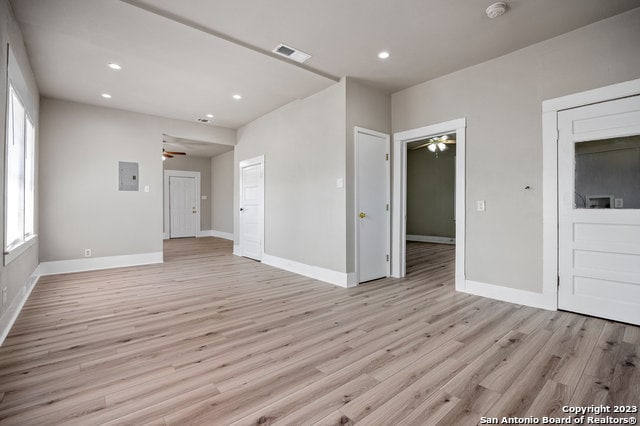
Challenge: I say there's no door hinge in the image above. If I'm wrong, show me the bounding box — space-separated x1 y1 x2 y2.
557 276 560 288
385 153 389 161
386 254 389 261
386 203 389 211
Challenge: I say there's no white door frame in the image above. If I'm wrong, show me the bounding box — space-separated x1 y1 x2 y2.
392 118 466 291
238 155 265 259
542 78 640 309
163 170 201 239
354 126 391 284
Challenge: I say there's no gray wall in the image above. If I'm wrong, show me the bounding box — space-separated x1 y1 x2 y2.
345 78 392 272
0 0 39 337
407 145 456 238
235 80 347 272
212 150 234 234
39 98 233 262
391 8 640 292
163 156 212 231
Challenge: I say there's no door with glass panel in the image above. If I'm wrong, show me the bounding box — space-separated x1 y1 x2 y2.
558 95 640 325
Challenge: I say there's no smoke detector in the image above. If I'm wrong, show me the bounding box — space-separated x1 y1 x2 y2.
486 2 508 19
272 43 311 63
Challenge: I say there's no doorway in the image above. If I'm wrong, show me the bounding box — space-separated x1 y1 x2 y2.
238 156 264 261
355 127 390 283
392 118 466 291
163 170 201 239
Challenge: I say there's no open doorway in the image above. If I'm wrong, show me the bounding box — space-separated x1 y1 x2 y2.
405 133 456 276
162 134 235 242
392 118 466 291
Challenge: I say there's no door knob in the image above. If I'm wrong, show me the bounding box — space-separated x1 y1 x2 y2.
240 208 245 212
359 212 366 218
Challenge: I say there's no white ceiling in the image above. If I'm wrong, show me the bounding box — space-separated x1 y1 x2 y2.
12 0 640 130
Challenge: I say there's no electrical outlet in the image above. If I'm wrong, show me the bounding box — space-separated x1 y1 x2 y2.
84 248 92 257
477 200 486 212
1 287 7 308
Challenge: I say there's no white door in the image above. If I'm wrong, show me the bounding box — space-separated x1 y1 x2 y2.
169 176 197 238
558 95 640 325
356 128 390 283
239 156 264 261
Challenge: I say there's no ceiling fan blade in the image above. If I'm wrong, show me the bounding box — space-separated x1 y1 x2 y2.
164 151 186 155
163 152 174 158
409 139 457 150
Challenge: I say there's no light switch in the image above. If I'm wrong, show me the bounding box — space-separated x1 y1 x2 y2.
477 200 486 212
144 185 150 193
614 198 623 208
336 178 344 188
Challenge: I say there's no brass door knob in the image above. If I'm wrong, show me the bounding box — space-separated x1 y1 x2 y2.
359 212 366 218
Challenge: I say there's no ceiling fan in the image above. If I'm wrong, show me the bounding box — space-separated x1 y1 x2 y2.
409 135 456 153
162 148 186 159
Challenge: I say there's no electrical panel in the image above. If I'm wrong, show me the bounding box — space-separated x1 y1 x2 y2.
119 161 139 191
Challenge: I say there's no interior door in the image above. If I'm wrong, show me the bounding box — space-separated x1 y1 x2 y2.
169 176 197 238
558 95 640 325
356 128 390 283
239 157 264 261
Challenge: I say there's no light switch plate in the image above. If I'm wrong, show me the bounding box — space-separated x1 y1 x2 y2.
336 178 344 188
614 198 623 208
477 200 486 212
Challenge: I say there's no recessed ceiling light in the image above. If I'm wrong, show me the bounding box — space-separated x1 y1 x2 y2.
233 94 242 100
101 93 112 99
377 51 390 59
206 114 214 118
108 62 122 70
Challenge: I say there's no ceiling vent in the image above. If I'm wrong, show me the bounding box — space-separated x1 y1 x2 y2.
272 43 311 63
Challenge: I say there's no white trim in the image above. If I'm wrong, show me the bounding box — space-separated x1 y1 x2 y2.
354 127 391 284
163 170 201 239
262 253 357 288
542 78 640 311
465 280 557 311
38 252 163 276
233 244 241 256
543 78 640 113
4 234 37 265
392 118 466 293
163 232 169 240
199 229 234 240
0 266 40 347
238 155 265 261
406 235 455 245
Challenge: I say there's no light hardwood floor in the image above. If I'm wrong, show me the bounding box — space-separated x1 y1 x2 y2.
0 238 638 425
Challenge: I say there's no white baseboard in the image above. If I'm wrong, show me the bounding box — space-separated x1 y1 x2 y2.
198 230 234 240
406 234 455 245
38 252 163 276
463 280 557 311
262 253 356 288
0 267 40 347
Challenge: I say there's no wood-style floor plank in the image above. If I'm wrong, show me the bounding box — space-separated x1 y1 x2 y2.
0 238 637 424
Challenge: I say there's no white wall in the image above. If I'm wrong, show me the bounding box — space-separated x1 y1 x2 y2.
391 8 640 293
235 80 347 272
39 98 234 262
0 0 40 342
345 78 391 272
211 150 234 234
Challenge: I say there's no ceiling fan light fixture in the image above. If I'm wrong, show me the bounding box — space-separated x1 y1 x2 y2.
427 144 437 152
437 142 447 151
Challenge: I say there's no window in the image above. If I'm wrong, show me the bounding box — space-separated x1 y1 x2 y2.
4 84 36 259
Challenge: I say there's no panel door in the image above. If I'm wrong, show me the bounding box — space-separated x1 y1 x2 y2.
558 95 640 325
